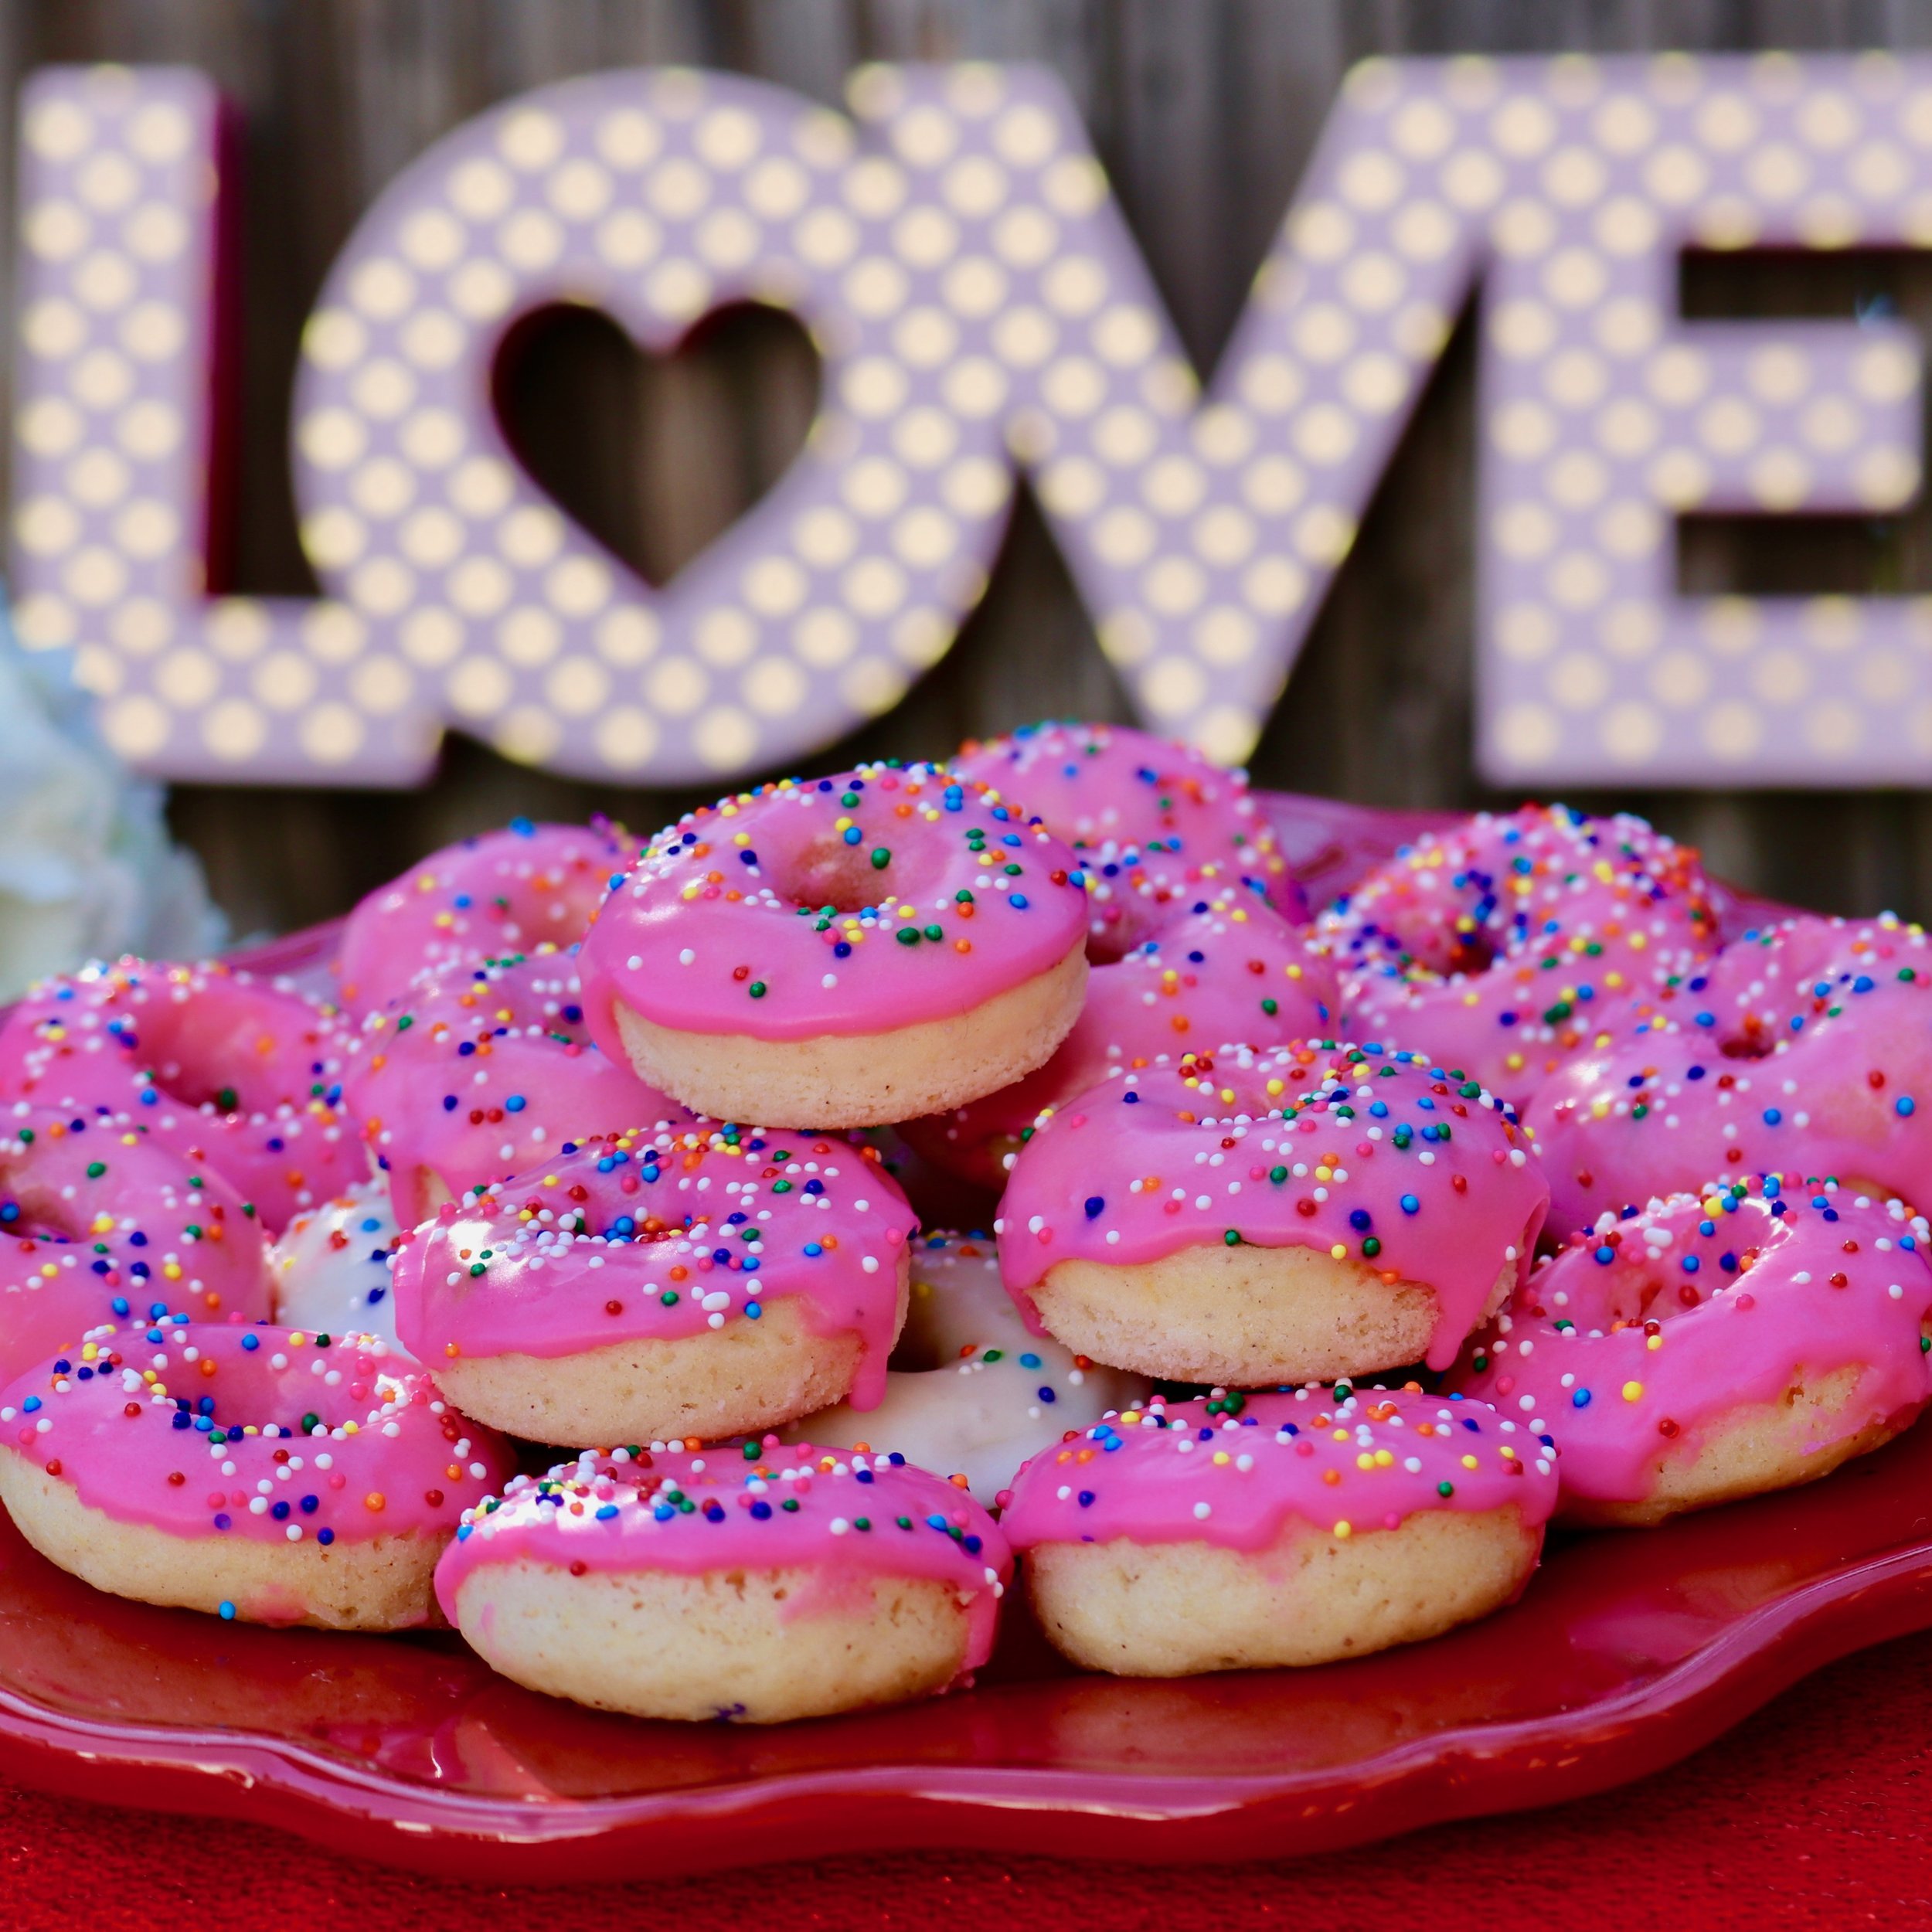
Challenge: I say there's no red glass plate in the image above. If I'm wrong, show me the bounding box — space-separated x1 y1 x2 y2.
0 791 1872 1879
4 1427 1931 1880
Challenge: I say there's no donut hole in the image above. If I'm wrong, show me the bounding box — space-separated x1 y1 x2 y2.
122 990 335 1118
181 1346 409 1441
1083 913 1134 966
1549 1210 1781 1332
780 833 942 916
1444 930 1500 976
1362 903 1500 978
1718 1018 1778 1060
886 1320 957 1374
892 1248 1022 1371
0 1164 92 1245
145 1060 255 1117
0 1123 159 1248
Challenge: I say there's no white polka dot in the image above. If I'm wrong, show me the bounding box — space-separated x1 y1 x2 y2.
595 706 659 768
447 658 512 718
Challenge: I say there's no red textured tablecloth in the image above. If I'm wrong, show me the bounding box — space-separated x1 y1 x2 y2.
3 1631 1927 1929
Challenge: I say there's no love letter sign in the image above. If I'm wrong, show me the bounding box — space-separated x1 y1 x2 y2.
12 53 1932 786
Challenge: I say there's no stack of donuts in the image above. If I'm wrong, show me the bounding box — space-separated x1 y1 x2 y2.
2 729 1928 1725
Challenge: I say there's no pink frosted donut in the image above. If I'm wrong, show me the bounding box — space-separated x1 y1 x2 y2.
393 1122 917 1446
1455 1180 1932 1523
1524 915 1932 1238
903 893 1339 1187
0 1102 273 1382
437 1441 1011 1723
950 720 1301 955
1317 805 1718 1105
578 762 1091 1129
0 1321 515 1628
1001 1385 1554 1675
344 950 683 1227
998 1040 1549 1383
0 959 362 1234
336 818 628 1015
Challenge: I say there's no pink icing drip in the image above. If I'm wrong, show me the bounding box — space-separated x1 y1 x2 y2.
577 763 1089 1046
904 895 1339 1185
1318 805 1718 1105
0 957 363 1234
1456 1188 1932 1507
391 1124 916 1404
1526 917 1932 1238
435 1442 1012 1676
996 1042 1549 1371
998 1386 1556 1553
0 1104 273 1383
950 721 1301 954
343 950 685 1226
0 1321 514 1544
336 821 629 1016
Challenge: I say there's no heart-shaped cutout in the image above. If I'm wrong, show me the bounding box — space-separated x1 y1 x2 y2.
493 301 821 590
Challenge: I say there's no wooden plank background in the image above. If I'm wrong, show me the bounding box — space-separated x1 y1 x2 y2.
7 0 1932 936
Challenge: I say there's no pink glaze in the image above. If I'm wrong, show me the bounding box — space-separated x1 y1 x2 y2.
1318 806 1718 1106
903 894 1340 1187
436 1442 1012 1679
0 959 362 1234
0 1103 272 1383
996 1041 1549 1372
998 1385 1556 1553
0 1321 514 1556
1455 1183 1932 1509
344 951 685 1227
1525 917 1932 1238
392 1124 917 1404
577 763 1089 1047
950 720 1301 956
336 819 630 1016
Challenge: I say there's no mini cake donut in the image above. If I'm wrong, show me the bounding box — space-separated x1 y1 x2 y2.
0 1102 273 1382
903 892 1338 1187
344 950 683 1226
0 1321 514 1629
0 957 362 1233
437 1440 1012 1723
392 1123 917 1446
1318 805 1718 1105
335 817 628 1015
1000 1384 1554 1676
268 1176 403 1352
782 1231 1149 1502
998 1041 1548 1385
578 762 1091 1129
950 720 1301 956
1455 1180 1932 1525
1526 916 1932 1237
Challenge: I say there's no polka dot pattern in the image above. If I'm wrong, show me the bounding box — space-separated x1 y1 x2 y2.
15 56 1932 783
1455 51 1930 781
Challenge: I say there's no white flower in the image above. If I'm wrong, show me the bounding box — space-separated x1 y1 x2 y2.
0 599 223 998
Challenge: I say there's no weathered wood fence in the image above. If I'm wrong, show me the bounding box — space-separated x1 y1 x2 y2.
8 0 1932 933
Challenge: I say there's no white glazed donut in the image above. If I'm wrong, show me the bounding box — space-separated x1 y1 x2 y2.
784 1230 1148 1502
267 1177 406 1354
